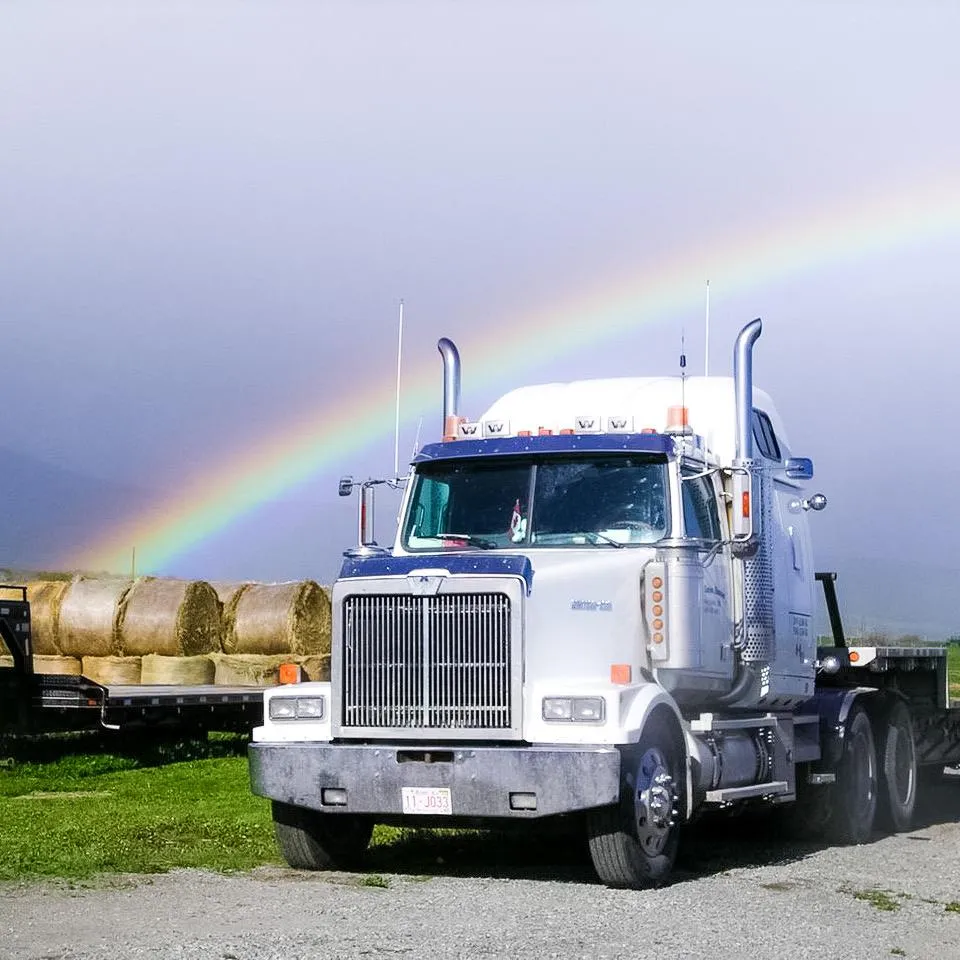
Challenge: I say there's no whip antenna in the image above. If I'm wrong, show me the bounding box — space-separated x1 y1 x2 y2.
393 299 404 478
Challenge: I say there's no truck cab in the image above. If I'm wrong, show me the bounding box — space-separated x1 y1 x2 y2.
250 319 925 888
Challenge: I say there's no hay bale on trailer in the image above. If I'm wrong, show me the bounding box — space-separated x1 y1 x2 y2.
225 581 330 656
25 580 72 654
211 653 293 687
81 655 142 685
119 578 221 658
141 654 215 685
34 655 82 676
208 581 252 650
59 578 132 657
298 654 331 682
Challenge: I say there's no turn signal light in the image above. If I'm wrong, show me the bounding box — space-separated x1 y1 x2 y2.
610 663 632 684
279 662 301 685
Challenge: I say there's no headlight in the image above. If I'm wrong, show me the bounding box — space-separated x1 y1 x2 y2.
269 696 325 721
542 696 605 723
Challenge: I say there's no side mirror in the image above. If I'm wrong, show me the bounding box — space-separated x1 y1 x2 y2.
338 476 354 497
784 457 814 481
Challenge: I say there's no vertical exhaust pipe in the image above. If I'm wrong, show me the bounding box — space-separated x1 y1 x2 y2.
734 318 762 461
437 337 461 441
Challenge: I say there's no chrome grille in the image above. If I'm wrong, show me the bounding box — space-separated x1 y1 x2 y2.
342 593 512 730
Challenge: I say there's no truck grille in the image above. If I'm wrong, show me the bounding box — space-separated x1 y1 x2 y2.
341 593 512 730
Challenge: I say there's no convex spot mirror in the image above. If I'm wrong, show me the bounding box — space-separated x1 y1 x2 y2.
784 457 814 481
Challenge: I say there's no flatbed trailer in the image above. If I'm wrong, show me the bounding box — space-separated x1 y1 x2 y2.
1 585 263 735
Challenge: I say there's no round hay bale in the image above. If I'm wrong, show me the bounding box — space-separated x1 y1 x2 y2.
81 655 141 685
34 655 82 676
227 581 331 656
298 654 331 682
119 578 221 657
141 654 215 686
25 580 72 654
59 579 133 657
208 581 252 651
211 653 294 687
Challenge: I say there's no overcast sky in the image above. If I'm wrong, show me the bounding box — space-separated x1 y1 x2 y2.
2 2 960 629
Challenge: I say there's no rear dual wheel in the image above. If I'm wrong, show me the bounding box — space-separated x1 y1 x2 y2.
875 699 917 833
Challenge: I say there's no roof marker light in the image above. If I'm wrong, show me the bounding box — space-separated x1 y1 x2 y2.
559 428 575 435
666 405 692 434
538 427 553 436
517 429 532 437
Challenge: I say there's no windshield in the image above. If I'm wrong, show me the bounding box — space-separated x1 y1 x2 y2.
402 454 669 551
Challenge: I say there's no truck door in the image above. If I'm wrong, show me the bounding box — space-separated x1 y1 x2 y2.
681 467 734 679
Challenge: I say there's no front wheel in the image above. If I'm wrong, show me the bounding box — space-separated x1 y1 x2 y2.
272 801 373 870
586 715 684 888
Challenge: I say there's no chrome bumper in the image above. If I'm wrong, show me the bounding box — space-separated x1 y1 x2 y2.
249 741 621 819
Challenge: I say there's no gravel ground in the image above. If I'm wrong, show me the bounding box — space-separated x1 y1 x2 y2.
2 773 959 960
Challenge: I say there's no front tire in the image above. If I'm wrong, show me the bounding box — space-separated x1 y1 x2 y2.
587 714 684 888
826 703 877 844
272 802 373 870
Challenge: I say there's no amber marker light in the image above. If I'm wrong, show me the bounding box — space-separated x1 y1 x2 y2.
610 663 632 684
652 632 664 644
848 651 860 663
652 576 663 589
279 662 302 685
742 490 751 517
653 605 663 617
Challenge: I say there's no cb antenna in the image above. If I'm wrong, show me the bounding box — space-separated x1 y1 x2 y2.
393 299 404 479
704 279 710 376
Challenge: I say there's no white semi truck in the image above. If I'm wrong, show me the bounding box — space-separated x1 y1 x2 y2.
249 319 960 888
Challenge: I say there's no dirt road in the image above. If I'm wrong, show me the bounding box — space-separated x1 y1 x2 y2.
2 773 959 960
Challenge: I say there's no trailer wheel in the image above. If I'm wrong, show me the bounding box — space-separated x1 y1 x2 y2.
586 714 683 889
272 801 373 871
876 699 917 832
827 703 877 844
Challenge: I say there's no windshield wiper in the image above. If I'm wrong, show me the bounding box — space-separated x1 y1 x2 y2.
581 531 625 548
435 533 498 550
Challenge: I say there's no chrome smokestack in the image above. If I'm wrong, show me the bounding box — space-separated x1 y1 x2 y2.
437 337 461 441
734 318 762 461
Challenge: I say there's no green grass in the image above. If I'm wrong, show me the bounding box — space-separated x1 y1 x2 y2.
0 736 280 881
949 645 960 697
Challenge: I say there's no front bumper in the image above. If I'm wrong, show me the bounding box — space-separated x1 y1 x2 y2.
249 741 621 819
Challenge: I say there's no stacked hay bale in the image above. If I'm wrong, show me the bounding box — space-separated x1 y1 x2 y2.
11 575 332 689
118 577 221 684
58 577 132 680
213 580 331 686
25 580 72 654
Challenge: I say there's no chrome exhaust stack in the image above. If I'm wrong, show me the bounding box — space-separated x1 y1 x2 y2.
437 337 461 441
734 318 762 461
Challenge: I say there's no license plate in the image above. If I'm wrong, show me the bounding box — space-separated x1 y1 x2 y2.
401 786 452 815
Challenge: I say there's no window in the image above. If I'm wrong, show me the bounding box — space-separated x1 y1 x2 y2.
752 409 781 461
681 471 722 541
401 454 669 551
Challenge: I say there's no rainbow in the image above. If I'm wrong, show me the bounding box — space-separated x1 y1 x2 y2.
73 173 960 573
